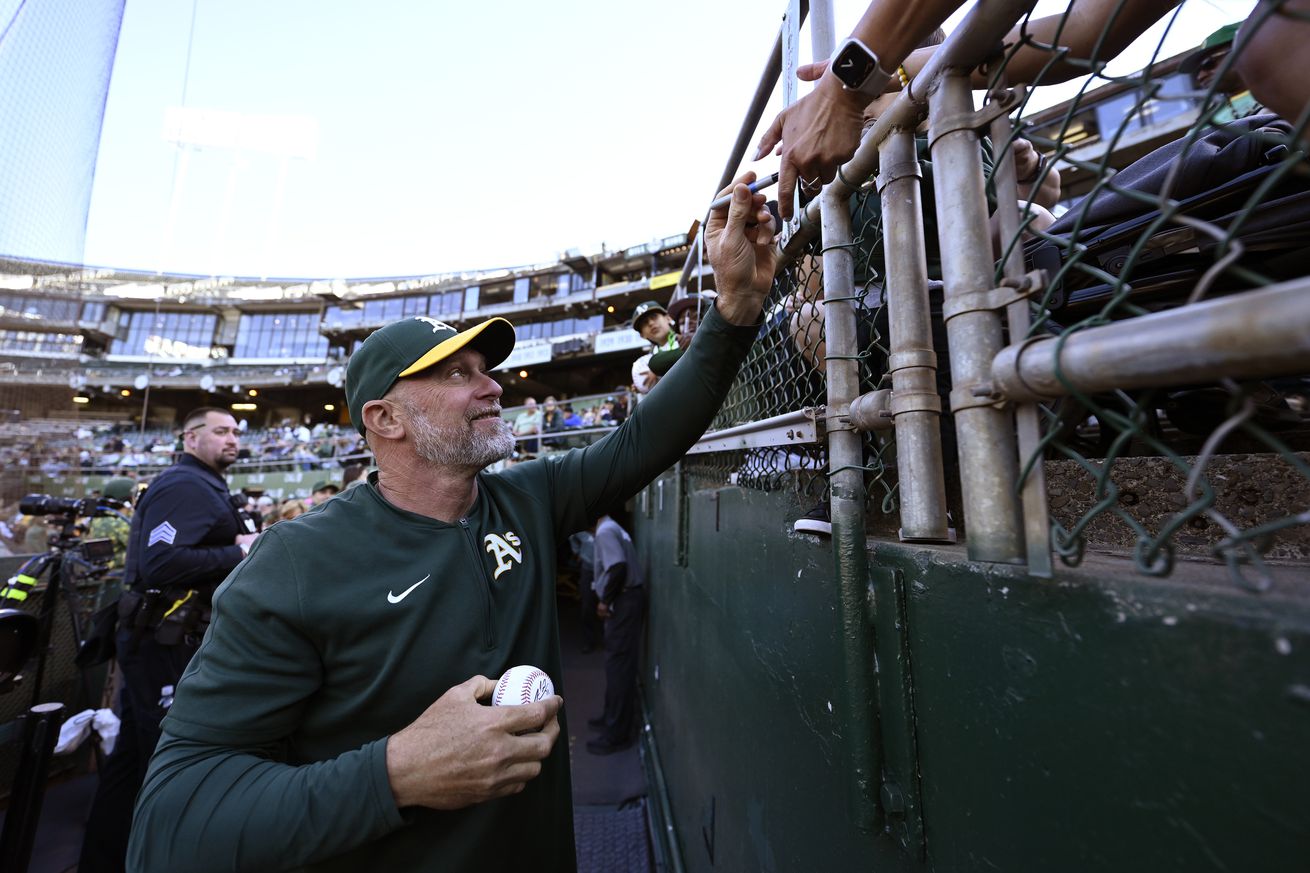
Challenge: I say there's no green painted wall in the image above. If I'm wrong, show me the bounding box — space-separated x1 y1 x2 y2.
635 468 1310 872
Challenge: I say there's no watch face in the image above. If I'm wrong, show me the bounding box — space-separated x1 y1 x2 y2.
834 42 876 90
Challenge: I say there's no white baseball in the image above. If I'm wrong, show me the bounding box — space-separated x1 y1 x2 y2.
492 665 554 706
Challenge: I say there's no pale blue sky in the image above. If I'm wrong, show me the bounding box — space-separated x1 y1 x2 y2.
82 0 1252 279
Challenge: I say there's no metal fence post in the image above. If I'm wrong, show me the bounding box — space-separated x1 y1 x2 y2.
877 128 952 542
989 109 1053 577
820 183 881 831
929 75 1025 563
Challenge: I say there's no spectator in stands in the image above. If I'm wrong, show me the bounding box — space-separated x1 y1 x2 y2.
341 462 368 489
256 495 278 527
88 477 137 570
125 170 777 872
513 397 542 452
647 294 706 380
279 499 307 523
293 443 318 471
0 510 17 550
310 481 340 505
40 455 68 476
314 438 337 466
22 514 48 552
562 404 583 428
632 300 677 352
631 300 678 394
541 396 564 448
1182 23 1262 122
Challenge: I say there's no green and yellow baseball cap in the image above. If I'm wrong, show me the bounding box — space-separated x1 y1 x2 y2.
631 300 668 333
1180 22 1241 77
345 315 516 434
103 477 136 501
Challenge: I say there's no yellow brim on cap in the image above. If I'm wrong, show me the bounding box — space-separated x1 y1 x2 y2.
398 317 514 378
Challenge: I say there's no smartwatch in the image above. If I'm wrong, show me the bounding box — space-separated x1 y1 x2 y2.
831 37 893 97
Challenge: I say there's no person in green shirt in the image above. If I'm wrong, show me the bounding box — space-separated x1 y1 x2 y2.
126 173 779 873
86 476 136 570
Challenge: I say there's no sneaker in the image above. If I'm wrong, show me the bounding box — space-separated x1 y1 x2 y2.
792 502 831 536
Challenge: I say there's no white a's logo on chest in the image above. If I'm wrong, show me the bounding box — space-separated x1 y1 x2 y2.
483 531 523 579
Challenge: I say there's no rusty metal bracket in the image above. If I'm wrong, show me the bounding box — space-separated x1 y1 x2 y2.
846 390 893 432
875 157 923 192
942 269 1046 324
889 390 943 417
825 401 858 434
950 381 1006 413
887 348 938 373
926 86 1022 150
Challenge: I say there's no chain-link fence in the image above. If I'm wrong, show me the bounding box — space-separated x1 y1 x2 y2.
685 0 1308 588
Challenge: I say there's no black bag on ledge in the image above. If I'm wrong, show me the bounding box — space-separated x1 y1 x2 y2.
1027 113 1310 323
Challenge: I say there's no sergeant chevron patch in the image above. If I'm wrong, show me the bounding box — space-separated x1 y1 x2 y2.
148 521 177 546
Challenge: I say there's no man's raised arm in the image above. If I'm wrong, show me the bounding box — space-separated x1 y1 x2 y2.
532 172 779 534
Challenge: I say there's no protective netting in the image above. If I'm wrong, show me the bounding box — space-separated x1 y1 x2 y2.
693 0 1308 586
0 0 126 263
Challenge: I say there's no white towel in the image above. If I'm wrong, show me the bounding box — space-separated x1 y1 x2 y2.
54 708 121 756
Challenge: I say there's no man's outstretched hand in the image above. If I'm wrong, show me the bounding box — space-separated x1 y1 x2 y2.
705 172 779 326
754 71 866 220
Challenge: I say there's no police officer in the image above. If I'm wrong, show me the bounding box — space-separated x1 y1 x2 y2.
79 407 257 873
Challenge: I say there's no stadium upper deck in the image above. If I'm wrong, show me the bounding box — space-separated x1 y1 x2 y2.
0 47 1227 432
0 230 707 423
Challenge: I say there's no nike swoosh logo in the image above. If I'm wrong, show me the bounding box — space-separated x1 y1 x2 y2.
387 574 431 604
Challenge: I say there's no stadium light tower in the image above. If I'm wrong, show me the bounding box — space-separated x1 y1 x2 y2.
159 107 319 276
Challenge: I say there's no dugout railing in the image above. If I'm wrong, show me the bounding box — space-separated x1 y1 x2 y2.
679 0 1309 591
652 0 1310 843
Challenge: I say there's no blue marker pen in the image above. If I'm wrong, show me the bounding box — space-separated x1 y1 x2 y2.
708 172 780 210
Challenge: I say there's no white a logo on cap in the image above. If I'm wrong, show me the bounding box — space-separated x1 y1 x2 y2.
414 316 455 334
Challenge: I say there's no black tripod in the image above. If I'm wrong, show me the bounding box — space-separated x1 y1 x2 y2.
0 500 124 873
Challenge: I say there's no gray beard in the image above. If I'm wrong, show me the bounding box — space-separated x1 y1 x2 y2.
408 405 514 471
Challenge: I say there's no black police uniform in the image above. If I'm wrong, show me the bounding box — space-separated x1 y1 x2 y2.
79 453 249 873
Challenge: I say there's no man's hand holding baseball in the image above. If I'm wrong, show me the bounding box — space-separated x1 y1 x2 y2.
706 172 779 326
385 675 562 810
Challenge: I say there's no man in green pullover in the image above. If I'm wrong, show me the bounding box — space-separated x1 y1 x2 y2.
125 173 778 873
